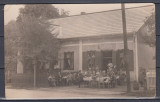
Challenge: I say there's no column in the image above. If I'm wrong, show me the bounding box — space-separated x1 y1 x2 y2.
135 32 139 81
17 49 23 74
79 40 82 71
33 60 36 88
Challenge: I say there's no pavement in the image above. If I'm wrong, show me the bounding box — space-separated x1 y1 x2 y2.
5 85 137 99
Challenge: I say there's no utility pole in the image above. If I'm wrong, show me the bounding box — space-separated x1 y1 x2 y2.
121 3 131 93
33 60 36 88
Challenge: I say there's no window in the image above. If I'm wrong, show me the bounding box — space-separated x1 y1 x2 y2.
64 52 74 70
116 49 134 71
87 51 96 69
102 50 112 70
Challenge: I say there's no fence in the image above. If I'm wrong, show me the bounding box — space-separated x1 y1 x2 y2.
146 70 156 90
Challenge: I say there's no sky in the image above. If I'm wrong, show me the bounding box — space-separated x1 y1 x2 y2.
4 3 154 25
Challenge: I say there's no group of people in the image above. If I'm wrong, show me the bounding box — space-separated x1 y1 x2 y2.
81 62 123 88
47 71 83 87
47 62 126 88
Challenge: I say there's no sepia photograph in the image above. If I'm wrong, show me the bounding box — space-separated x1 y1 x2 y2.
4 3 156 99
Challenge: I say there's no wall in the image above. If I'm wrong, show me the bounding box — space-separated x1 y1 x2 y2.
137 24 156 77
59 34 136 81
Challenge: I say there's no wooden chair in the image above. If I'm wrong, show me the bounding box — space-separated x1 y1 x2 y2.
97 77 105 88
104 77 111 88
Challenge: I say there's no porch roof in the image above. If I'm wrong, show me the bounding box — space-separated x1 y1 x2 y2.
49 5 154 39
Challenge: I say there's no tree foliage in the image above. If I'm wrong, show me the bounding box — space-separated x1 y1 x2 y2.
143 12 155 47
16 4 69 64
5 21 19 56
17 4 60 22
5 20 19 70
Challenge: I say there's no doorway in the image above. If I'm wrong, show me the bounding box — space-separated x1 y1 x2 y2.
102 50 112 71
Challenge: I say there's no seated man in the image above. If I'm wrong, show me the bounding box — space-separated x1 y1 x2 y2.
56 72 62 86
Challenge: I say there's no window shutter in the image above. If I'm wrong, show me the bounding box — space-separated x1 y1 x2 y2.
64 52 66 70
70 52 74 70
95 51 102 70
83 51 88 71
127 50 134 71
112 50 116 65
116 50 134 71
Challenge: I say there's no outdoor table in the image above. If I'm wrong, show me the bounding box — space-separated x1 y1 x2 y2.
83 77 92 87
96 76 111 88
90 78 98 88
83 77 92 81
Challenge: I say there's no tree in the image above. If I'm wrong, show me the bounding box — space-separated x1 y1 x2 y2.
5 21 19 57
5 20 20 82
17 4 60 22
143 12 155 47
5 21 19 70
16 4 69 72
17 4 69 22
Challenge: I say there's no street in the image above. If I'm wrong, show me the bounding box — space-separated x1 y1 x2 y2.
5 85 133 99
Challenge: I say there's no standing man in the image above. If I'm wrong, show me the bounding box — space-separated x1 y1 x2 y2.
77 70 83 88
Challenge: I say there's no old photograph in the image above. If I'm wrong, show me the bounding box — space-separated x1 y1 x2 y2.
4 3 156 99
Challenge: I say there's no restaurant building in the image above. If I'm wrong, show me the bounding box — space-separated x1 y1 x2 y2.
10 5 155 87
49 5 155 81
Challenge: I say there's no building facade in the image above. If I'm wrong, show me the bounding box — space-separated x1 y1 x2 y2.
58 34 136 80
49 5 155 82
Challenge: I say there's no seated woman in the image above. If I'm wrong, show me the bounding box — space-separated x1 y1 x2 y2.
48 74 53 87
87 67 92 77
48 74 56 87
96 70 100 77
66 72 73 86
102 70 106 77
